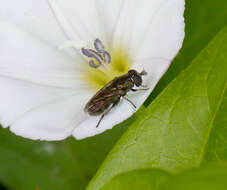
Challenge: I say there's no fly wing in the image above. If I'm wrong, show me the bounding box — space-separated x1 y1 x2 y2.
87 72 129 103
84 73 130 115
84 88 123 115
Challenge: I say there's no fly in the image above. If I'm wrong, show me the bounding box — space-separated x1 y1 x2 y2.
82 39 148 128
84 69 148 128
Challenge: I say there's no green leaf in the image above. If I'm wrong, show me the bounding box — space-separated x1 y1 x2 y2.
101 169 170 190
87 27 227 190
102 164 227 190
0 129 86 190
161 163 227 190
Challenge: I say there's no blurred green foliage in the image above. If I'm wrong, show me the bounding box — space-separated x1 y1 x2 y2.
0 122 130 190
0 0 227 190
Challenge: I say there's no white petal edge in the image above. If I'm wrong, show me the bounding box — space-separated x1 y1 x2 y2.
112 0 185 60
10 92 92 141
0 76 75 128
136 0 185 60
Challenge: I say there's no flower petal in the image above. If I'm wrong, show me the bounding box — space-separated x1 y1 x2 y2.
112 0 185 59
54 0 123 47
0 21 85 89
0 73 93 140
0 0 66 46
73 99 134 140
10 94 91 141
0 76 74 128
72 58 170 140
136 0 185 60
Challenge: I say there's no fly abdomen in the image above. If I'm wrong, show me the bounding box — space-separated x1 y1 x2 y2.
85 100 112 116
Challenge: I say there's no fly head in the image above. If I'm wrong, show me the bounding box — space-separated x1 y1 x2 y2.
128 69 147 87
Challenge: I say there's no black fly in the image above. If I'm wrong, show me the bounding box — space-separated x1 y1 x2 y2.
84 70 147 128
82 38 148 128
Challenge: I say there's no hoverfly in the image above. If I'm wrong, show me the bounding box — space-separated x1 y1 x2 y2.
84 70 147 128
82 39 148 128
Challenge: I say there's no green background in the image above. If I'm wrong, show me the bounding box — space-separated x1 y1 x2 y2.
0 0 227 189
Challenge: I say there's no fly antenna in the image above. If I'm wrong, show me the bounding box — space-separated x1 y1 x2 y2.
140 70 147 76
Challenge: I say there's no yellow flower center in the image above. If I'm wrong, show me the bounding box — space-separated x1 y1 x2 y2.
83 47 132 90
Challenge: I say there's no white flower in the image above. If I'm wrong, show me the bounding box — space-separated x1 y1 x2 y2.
0 0 185 140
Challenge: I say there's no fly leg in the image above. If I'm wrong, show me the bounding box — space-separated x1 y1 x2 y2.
96 98 120 128
131 87 149 91
122 96 136 109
